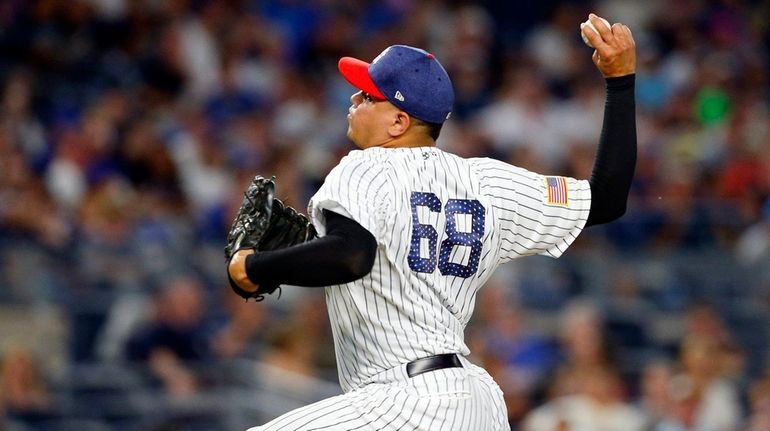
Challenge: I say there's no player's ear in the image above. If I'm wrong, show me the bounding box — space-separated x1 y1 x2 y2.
388 111 411 137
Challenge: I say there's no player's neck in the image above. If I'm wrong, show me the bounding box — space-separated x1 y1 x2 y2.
380 134 435 149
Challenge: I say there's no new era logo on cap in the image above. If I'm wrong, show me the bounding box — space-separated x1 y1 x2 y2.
338 45 454 124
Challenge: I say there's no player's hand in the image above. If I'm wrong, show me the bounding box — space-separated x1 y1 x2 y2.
227 249 260 293
582 13 636 78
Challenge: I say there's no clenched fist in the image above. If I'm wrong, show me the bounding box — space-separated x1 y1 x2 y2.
581 13 636 78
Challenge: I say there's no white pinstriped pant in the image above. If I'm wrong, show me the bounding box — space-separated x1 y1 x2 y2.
248 356 509 431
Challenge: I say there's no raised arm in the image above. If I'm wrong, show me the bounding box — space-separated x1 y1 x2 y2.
581 14 637 227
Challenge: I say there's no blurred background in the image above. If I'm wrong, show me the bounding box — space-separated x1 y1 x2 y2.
0 0 768 430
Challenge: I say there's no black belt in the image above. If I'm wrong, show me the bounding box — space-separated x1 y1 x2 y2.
406 353 462 377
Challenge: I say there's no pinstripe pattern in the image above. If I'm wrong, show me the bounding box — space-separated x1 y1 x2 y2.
307 147 590 391
249 358 508 431
257 146 590 430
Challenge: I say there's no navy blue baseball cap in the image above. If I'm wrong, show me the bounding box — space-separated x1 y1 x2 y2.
338 45 454 124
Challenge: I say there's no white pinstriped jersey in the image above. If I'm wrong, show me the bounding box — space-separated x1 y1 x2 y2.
249 356 508 431
308 146 591 393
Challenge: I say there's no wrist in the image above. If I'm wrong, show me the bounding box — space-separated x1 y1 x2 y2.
228 249 259 292
605 74 635 90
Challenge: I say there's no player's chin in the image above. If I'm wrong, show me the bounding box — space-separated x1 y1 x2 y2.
346 129 366 148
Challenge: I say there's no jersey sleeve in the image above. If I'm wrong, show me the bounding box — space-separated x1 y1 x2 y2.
308 150 392 239
473 158 591 263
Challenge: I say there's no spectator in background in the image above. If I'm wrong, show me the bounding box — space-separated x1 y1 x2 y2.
747 371 770 431
682 303 729 342
522 298 646 430
474 64 565 172
259 291 337 380
209 287 269 361
735 198 770 268
441 5 495 122
261 322 319 380
124 274 212 397
76 177 141 292
637 359 676 429
68 176 142 361
0 115 70 254
0 346 53 420
258 297 331 397
550 299 614 398
524 3 585 90
0 125 72 303
603 266 654 359
1 70 47 170
682 302 749 389
656 335 742 431
522 365 646 431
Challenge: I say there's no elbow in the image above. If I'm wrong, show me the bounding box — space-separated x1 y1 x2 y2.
607 202 628 222
341 241 377 281
342 250 375 281
586 201 628 226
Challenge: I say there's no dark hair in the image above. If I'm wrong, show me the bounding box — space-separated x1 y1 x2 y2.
413 118 443 141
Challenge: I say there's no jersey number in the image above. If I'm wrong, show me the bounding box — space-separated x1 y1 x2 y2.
408 192 485 278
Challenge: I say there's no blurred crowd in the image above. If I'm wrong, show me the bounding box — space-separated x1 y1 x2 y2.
0 0 769 430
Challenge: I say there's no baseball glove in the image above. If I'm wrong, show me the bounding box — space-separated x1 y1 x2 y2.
225 175 317 301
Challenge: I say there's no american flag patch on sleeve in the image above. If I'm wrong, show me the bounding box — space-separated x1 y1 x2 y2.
545 176 569 206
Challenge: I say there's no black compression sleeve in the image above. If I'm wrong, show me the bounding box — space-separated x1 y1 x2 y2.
585 74 637 227
244 210 377 287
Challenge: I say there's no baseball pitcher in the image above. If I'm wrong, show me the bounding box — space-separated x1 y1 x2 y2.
227 13 637 430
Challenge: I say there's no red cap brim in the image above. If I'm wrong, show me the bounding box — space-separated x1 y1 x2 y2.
338 57 386 100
